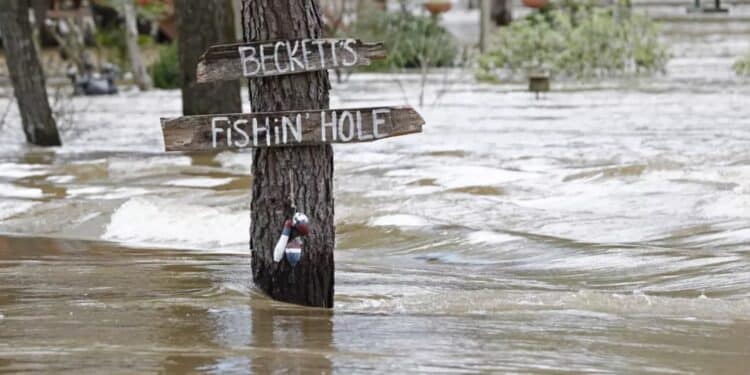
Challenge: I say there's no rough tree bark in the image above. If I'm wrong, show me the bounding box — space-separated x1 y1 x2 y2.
0 0 62 146
243 0 335 308
175 0 241 116
122 0 152 91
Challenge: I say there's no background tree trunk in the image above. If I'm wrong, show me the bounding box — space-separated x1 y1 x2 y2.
243 0 335 308
122 0 152 91
0 0 62 146
492 0 513 26
175 0 241 116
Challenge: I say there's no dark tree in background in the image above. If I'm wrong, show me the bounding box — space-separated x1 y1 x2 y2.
243 0 335 308
0 0 62 146
492 0 513 26
175 0 241 116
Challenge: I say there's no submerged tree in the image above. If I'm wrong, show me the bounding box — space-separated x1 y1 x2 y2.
0 0 62 146
244 0 335 308
175 0 241 115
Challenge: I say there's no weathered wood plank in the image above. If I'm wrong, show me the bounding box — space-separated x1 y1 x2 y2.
161 106 424 152
196 38 386 82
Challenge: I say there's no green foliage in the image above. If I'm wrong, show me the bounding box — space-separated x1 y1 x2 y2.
150 43 181 89
95 28 128 67
352 9 458 71
734 52 750 76
478 2 669 81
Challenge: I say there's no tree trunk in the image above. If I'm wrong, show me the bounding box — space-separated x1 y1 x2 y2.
242 0 335 308
123 0 152 91
0 0 62 146
491 0 513 26
175 0 241 116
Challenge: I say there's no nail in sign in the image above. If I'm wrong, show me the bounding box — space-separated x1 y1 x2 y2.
161 107 424 152
197 38 387 83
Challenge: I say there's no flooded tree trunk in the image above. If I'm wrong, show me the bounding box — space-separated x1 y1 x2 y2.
242 0 335 308
175 0 241 116
123 0 152 91
0 0 62 146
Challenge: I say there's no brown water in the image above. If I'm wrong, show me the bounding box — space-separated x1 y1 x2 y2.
1 233 749 373
2 33 750 372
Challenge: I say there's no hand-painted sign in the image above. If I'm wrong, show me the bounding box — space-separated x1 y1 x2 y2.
161 106 424 152
197 38 386 82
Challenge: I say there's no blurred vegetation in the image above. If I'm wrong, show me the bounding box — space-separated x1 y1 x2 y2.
95 28 154 70
734 52 750 76
149 43 181 89
477 0 669 81
351 7 458 71
95 0 171 21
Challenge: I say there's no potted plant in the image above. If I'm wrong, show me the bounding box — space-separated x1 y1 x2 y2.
424 0 452 16
522 0 550 9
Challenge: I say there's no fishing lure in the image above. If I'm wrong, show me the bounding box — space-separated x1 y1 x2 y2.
272 212 310 265
272 170 310 266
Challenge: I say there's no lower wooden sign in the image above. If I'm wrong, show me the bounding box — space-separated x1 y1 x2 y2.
161 106 424 152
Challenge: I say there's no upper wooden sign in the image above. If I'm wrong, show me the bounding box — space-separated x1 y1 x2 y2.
161 106 424 152
197 38 387 83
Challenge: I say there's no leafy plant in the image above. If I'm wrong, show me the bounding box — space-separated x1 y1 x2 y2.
352 8 458 71
95 28 128 67
149 43 181 89
478 1 669 81
734 52 750 76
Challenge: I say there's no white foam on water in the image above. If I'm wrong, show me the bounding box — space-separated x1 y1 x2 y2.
340 288 750 320
46 175 76 184
67 186 108 198
467 230 520 244
0 183 43 199
164 177 235 188
0 200 39 220
107 156 192 177
0 163 49 179
386 165 529 190
68 186 150 200
370 214 431 227
214 151 253 174
103 197 249 250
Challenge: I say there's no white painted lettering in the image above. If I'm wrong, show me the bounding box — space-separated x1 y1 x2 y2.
211 117 229 148
372 109 390 138
342 39 359 67
274 41 288 73
301 39 311 70
329 40 338 66
283 114 302 143
312 40 327 68
338 111 355 141
252 118 269 147
233 120 250 147
239 46 260 76
286 40 304 71
259 43 273 74
356 110 372 140
321 111 337 141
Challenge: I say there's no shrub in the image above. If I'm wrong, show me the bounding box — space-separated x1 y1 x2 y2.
477 2 669 81
352 9 458 71
735 52 750 76
150 43 181 89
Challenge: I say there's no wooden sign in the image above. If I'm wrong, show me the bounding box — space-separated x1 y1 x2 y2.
197 38 387 83
161 106 424 152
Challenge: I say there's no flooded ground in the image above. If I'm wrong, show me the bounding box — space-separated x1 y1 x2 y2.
1 31 750 372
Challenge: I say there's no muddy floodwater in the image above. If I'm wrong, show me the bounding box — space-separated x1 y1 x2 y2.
1 37 750 372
